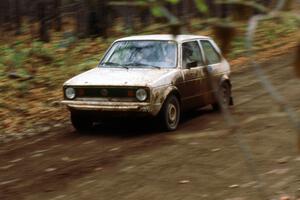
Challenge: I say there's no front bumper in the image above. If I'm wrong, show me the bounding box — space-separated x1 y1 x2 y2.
61 100 161 116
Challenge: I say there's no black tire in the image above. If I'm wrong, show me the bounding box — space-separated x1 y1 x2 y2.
159 95 180 131
212 82 231 111
71 112 93 132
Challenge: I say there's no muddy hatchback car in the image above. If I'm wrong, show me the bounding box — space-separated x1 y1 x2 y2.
62 35 233 132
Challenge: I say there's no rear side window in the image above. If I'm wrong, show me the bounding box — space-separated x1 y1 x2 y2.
182 41 204 68
201 40 221 65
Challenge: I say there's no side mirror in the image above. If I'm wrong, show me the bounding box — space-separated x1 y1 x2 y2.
186 61 198 69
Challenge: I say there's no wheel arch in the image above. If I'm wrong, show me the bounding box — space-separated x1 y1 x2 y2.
162 86 182 106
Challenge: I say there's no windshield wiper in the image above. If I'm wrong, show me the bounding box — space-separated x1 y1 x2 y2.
101 61 120 66
124 62 161 69
101 62 128 69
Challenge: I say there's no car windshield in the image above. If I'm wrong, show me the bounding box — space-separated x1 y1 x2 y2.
100 40 177 69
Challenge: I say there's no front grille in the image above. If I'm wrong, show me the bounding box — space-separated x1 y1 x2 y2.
71 87 149 101
75 87 135 98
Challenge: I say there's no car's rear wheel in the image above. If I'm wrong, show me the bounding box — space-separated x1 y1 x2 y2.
212 82 231 111
71 112 93 132
160 95 180 131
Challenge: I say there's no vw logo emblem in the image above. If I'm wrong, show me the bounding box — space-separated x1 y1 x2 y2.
100 89 108 96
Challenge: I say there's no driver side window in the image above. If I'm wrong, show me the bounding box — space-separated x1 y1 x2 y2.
182 41 203 68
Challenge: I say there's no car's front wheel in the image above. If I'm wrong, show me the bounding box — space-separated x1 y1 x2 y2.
160 95 180 131
71 112 93 132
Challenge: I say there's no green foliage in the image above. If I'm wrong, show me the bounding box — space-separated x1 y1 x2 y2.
194 0 208 13
13 49 27 68
165 0 180 4
32 40 44 50
148 0 181 18
77 58 99 72
151 5 164 17
30 41 54 64
228 36 246 58
0 42 29 71
59 32 77 48
283 16 299 31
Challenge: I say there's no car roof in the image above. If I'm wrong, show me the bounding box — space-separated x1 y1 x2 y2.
115 34 211 43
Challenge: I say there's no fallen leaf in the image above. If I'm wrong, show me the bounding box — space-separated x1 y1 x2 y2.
0 178 20 186
9 158 23 163
31 153 43 158
82 140 95 145
265 168 289 175
276 156 290 164
94 167 103 171
211 148 221 152
61 156 77 162
45 168 57 172
0 164 14 170
229 184 239 188
109 147 120 152
179 180 190 184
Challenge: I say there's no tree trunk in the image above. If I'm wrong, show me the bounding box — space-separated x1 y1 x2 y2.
53 0 62 31
139 8 151 27
220 2 229 18
205 0 216 17
181 0 190 20
76 0 88 38
38 2 50 42
97 0 108 38
76 0 108 38
14 0 21 35
124 8 134 33
0 0 5 31
4 0 13 31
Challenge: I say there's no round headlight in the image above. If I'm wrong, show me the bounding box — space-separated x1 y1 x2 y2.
136 88 147 101
65 87 76 99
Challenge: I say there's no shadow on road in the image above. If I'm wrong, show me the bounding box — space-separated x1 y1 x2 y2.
74 106 217 138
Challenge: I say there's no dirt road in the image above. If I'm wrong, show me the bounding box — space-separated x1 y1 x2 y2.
1 52 300 200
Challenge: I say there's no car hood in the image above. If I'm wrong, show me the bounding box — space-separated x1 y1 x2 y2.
64 67 179 87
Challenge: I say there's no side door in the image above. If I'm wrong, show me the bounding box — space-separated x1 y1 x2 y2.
200 40 224 104
178 40 206 110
